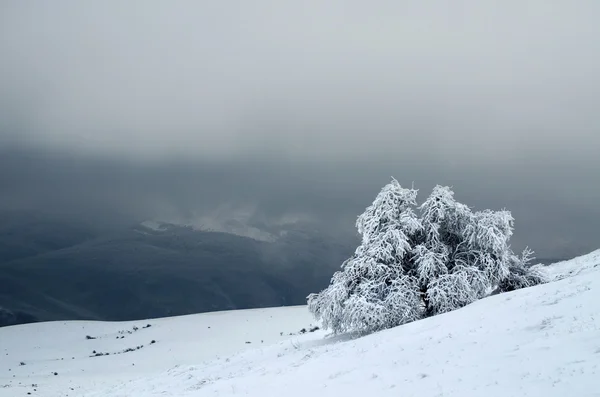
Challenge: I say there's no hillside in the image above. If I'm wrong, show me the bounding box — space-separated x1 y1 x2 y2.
0 213 352 326
0 210 99 263
0 250 598 396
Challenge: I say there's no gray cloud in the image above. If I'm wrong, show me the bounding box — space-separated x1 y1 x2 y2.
2 1 599 161
1 2 599 258
0 147 597 259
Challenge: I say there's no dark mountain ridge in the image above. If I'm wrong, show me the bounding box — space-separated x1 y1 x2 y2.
0 212 353 327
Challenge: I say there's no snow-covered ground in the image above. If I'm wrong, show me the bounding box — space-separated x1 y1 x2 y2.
0 307 317 396
534 249 600 281
1 250 599 396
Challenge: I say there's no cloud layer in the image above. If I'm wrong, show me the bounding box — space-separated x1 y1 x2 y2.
1 1 599 258
2 1 599 162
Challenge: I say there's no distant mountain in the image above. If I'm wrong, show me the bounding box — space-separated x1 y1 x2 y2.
0 212 354 327
0 210 98 263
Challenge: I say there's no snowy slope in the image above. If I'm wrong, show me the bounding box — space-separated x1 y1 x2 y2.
2 252 600 396
534 249 600 281
0 307 317 396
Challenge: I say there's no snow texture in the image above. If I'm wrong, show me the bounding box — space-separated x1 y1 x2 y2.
0 251 599 396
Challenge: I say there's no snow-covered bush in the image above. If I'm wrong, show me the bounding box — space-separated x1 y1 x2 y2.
307 179 546 334
496 248 546 292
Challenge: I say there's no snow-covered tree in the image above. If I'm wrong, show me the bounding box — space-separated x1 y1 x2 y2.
307 179 422 334
308 179 546 334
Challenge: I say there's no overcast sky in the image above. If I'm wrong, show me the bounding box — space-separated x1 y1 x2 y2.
1 1 599 258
